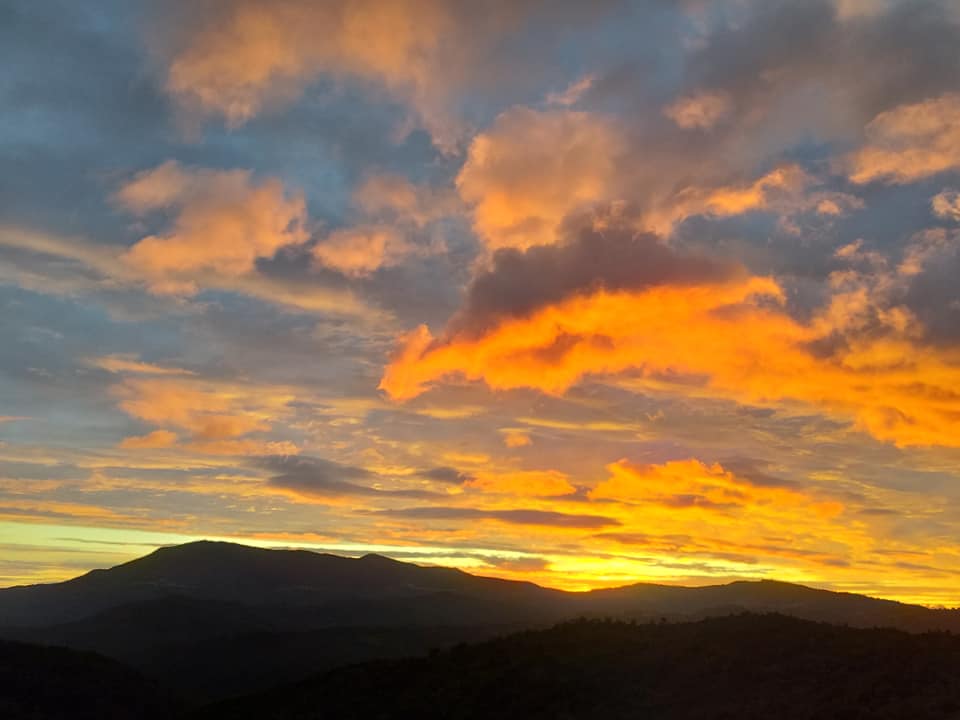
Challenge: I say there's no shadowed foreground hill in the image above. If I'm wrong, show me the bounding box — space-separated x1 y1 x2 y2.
195 614 960 720
0 639 177 720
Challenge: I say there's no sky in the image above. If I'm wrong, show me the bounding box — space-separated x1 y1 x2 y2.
2 0 960 607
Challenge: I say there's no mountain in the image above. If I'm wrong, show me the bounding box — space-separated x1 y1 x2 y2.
2 540 957 631
191 614 960 720
585 577 960 632
0 541 559 628
0 638 178 720
1 541 958 705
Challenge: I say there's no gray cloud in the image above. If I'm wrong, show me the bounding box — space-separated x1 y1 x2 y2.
376 506 621 529
262 455 439 500
418 466 475 484
449 225 740 337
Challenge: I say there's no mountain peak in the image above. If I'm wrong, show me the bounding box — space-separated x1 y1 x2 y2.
358 553 405 564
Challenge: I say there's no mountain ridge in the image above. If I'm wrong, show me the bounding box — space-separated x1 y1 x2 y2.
2 540 958 707
2 540 955 626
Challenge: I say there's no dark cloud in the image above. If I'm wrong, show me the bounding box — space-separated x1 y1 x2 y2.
419 466 475 484
903 239 960 347
719 457 803 490
449 225 740 336
376 506 621 529
686 0 960 133
262 455 439 500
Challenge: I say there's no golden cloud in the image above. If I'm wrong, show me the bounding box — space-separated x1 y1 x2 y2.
113 377 298 455
119 430 179 449
847 93 960 184
313 224 441 278
932 190 960 222
116 161 307 295
467 470 576 497
645 165 862 235
502 430 533 448
664 90 732 130
590 459 842 518
353 173 459 227
381 255 960 447
159 0 522 150
456 107 624 251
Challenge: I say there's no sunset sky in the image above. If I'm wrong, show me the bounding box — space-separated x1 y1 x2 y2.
3 0 960 606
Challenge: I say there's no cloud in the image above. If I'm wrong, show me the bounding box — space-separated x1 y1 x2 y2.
454 102 859 250
116 161 308 295
467 470 576 497
590 459 842 518
312 224 443 278
154 0 543 151
899 229 960 345
456 107 624 251
312 226 414 278
418 466 474 484
545 75 595 107
502 430 532 448
664 90 732 130
932 190 960 221
119 430 179 449
377 506 621 529
445 227 740 337
847 93 960 184
645 165 862 235
353 173 459 228
111 377 297 455
263 455 438 501
833 0 895 21
579 458 878 575
381 227 960 447
90 355 194 376
0 225 380 320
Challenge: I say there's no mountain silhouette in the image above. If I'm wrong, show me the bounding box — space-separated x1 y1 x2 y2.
1 541 958 705
192 614 960 720
0 541 558 628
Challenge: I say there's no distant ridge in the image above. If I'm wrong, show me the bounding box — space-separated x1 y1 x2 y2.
1 540 956 631
1 541 957 705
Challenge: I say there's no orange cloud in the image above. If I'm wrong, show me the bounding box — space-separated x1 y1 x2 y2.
456 108 624 251
353 173 458 227
590 459 842 518
119 430 179 449
116 161 307 295
847 93 960 184
91 355 194 376
456 108 859 251
932 190 960 222
313 225 439 278
545 75 595 107
502 430 532 448
646 165 862 235
833 0 893 20
381 258 960 447
467 470 576 497
159 0 522 150
664 90 732 130
112 377 297 454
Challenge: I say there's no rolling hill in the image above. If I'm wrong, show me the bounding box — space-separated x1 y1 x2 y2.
192 614 960 720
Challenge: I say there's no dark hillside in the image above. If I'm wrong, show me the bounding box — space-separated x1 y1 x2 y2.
195 614 960 720
0 639 177 720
